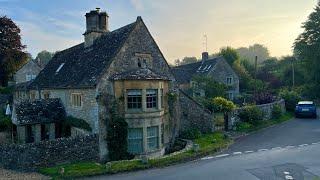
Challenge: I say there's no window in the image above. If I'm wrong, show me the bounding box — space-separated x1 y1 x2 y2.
226 77 233 85
228 92 234 100
160 89 164 108
127 90 142 109
43 92 50 100
135 53 151 68
128 128 143 154
26 74 36 81
56 63 65 73
147 126 159 151
146 89 157 109
71 93 82 107
30 92 36 100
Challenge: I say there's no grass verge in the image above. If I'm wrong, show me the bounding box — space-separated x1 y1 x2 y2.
39 132 232 179
236 112 294 133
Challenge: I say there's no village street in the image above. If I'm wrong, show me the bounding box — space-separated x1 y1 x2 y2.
87 112 320 180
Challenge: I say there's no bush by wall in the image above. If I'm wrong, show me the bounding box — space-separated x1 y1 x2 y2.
0 110 12 132
272 104 282 119
63 116 92 132
179 129 201 140
238 105 264 125
279 89 301 111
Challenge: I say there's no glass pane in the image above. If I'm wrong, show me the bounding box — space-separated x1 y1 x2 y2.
128 128 143 154
147 126 159 151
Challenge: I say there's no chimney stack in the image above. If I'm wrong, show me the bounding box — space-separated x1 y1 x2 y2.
202 52 209 62
83 8 109 47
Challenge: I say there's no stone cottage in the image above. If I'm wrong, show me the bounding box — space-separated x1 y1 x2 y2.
13 57 48 103
172 52 239 100
12 9 213 160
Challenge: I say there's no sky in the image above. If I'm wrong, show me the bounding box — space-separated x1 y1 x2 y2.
0 0 318 64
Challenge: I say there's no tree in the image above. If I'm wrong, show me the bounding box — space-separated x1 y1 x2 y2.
294 1 320 98
106 101 131 161
180 56 198 65
0 16 27 86
236 44 270 64
192 76 227 98
218 47 239 65
232 60 253 92
35 50 54 65
174 59 181 66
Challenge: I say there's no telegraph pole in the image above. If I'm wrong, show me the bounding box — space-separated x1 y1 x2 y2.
254 56 258 98
292 59 295 89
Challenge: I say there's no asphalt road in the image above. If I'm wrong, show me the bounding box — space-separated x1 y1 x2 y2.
86 113 320 180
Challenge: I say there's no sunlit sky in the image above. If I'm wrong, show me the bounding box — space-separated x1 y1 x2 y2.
0 0 317 63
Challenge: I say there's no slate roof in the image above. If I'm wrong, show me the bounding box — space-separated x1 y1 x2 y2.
171 57 222 84
15 81 33 91
111 68 170 81
29 18 140 89
15 99 66 125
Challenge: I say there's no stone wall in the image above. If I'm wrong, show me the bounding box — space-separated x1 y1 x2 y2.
178 91 214 134
0 135 99 170
228 99 286 129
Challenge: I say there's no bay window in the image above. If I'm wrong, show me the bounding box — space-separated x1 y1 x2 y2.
127 128 143 154
127 90 142 109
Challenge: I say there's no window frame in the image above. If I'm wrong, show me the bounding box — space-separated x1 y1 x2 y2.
226 77 233 85
71 93 83 108
146 89 158 109
147 126 159 151
127 128 144 154
127 89 142 110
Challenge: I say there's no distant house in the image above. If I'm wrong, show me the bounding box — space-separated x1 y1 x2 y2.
14 58 47 84
172 52 239 100
12 9 213 160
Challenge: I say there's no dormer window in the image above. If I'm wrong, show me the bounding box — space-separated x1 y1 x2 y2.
135 53 152 68
56 63 65 73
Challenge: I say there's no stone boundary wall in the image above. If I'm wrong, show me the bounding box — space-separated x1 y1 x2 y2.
228 99 286 129
0 134 99 171
179 90 214 134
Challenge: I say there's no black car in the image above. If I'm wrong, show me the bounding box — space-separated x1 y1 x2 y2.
295 101 317 118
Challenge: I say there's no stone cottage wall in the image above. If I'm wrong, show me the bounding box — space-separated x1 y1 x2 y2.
0 135 99 170
178 91 214 134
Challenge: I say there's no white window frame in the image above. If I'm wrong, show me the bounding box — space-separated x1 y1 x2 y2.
146 89 158 109
147 126 159 151
127 89 142 110
127 128 143 154
71 93 83 108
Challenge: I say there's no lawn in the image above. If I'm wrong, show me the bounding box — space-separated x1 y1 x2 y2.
39 132 232 179
236 112 294 133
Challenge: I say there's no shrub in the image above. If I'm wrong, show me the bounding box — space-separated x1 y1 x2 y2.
212 97 236 113
180 129 201 140
63 116 92 132
238 106 264 125
253 92 274 105
236 122 253 132
0 87 13 94
272 105 282 119
279 89 301 111
0 110 12 132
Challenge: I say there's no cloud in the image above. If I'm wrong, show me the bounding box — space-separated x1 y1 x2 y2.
17 21 82 57
130 0 144 11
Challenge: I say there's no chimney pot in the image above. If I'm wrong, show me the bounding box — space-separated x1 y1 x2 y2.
202 52 209 61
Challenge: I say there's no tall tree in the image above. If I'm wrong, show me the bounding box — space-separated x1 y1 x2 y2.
218 47 239 65
35 50 54 66
0 16 27 86
180 56 198 65
294 2 320 98
236 44 270 64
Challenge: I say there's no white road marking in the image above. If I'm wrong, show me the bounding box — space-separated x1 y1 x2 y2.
285 175 294 180
201 156 214 160
233 152 242 155
258 149 268 152
245 151 254 153
298 144 308 147
312 142 319 145
215 154 230 158
283 171 290 175
285 146 295 149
